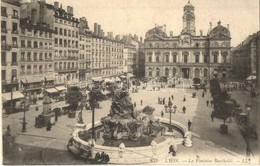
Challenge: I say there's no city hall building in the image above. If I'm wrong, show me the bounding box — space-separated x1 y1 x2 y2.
144 1 231 80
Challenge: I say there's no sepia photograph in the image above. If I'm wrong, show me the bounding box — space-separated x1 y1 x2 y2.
1 0 259 164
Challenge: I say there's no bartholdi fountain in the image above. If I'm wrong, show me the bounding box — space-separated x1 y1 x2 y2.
67 89 192 164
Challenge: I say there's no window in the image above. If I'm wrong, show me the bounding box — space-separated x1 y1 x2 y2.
21 28 25 34
156 68 160 76
39 65 43 73
34 52 37 61
1 7 7 17
173 68 177 76
173 54 177 62
195 54 199 63
59 39 62 46
68 30 71 37
2 70 6 80
27 65 31 74
214 54 218 63
148 68 152 76
45 32 47 38
204 54 208 63
27 41 32 47
76 32 78 38
13 10 18 17
12 22 18 33
204 69 208 77
34 30 38 36
55 38 58 45
21 65 25 74
59 28 63 35
27 52 31 61
55 27 58 34
195 43 199 47
195 68 200 78
1 35 6 44
33 65 37 73
12 37 17 46
1 52 6 65
21 40 25 47
33 41 38 48
21 52 25 61
165 68 169 77
1 21 6 32
64 29 67 36
156 56 159 62
223 54 227 63
39 42 43 48
148 56 152 62
12 69 17 79
165 55 169 62
184 54 188 63
39 53 43 60
12 52 17 63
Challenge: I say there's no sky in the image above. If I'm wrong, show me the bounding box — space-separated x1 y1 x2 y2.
46 0 259 47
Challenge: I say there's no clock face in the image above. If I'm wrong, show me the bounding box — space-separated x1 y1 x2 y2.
181 35 191 45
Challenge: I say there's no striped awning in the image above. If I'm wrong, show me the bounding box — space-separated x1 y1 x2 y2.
2 91 24 101
45 88 58 93
55 86 67 91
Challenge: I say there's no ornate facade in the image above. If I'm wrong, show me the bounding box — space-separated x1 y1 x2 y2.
144 1 231 80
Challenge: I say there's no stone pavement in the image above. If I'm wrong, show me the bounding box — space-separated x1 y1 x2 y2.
2 84 258 164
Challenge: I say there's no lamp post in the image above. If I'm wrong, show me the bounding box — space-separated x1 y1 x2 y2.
22 93 29 132
168 105 173 132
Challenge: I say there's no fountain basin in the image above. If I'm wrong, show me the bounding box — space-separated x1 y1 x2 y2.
68 117 192 164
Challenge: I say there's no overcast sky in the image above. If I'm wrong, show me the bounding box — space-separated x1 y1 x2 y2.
46 0 259 46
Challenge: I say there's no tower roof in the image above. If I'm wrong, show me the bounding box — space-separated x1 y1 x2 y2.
184 0 194 11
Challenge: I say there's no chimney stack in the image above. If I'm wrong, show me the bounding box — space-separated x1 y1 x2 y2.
54 1 59 9
227 24 229 30
101 29 104 37
209 22 212 31
98 24 101 36
94 23 98 35
140 37 143 43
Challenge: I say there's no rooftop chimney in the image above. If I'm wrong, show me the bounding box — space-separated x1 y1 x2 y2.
209 22 212 31
94 23 98 35
140 37 143 43
98 24 101 36
54 1 59 9
227 24 229 30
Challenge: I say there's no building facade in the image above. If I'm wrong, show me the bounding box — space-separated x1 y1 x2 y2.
123 44 136 73
52 2 80 86
144 1 231 80
91 25 124 78
232 31 259 80
78 17 92 81
1 0 21 94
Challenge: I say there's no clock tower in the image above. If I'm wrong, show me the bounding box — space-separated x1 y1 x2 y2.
182 1 196 35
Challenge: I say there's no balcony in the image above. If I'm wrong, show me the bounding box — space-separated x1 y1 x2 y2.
11 62 18 66
12 15 19 20
1 13 7 17
12 30 18 34
1 44 11 50
1 28 7 33
12 44 18 48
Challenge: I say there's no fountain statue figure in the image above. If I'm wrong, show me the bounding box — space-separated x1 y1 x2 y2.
101 89 162 140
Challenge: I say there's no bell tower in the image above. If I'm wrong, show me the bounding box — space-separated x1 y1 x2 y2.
182 1 196 35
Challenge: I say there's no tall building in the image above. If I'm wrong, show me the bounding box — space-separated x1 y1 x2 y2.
123 44 136 73
1 0 23 108
144 1 231 80
20 0 55 99
232 31 259 80
78 17 92 80
91 24 124 78
52 2 80 86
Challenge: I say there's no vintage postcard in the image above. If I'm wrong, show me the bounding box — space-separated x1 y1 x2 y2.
1 0 259 165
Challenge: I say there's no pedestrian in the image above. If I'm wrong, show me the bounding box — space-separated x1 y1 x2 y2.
202 91 205 98
161 111 164 117
163 98 165 105
95 152 101 163
188 120 192 131
6 125 11 136
169 145 176 156
173 105 177 113
164 105 168 113
171 95 174 100
206 100 209 107
210 100 213 106
183 96 186 102
204 87 207 93
140 100 143 106
134 102 136 107
46 121 52 131
168 100 172 108
158 97 160 104
182 106 186 114
168 97 171 101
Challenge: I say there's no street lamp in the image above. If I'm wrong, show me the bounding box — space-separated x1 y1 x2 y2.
168 105 173 132
22 93 29 132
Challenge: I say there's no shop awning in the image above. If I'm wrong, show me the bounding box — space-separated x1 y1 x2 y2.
246 75 256 81
119 75 126 79
91 77 103 82
25 77 42 83
2 91 24 101
55 86 67 91
104 78 113 83
127 73 134 77
45 88 58 93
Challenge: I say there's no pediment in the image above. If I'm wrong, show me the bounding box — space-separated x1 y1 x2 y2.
145 35 164 41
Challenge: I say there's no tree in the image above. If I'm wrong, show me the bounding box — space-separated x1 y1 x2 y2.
65 90 83 111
